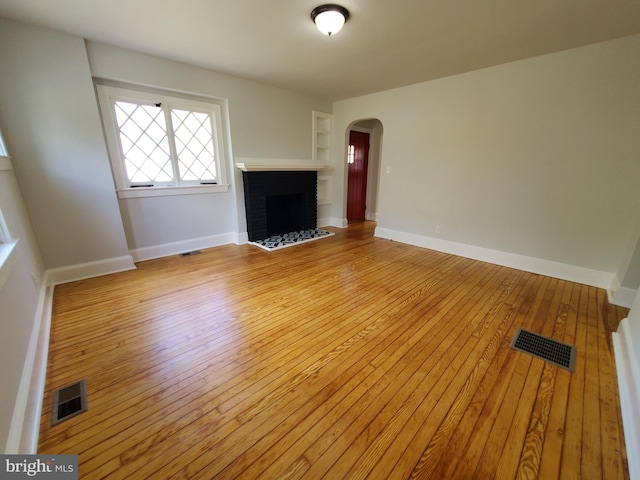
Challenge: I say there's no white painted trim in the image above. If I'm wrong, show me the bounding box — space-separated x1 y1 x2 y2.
235 232 249 245
350 126 374 135
5 278 52 454
612 318 640 480
117 184 229 199
610 286 638 309
0 155 12 171
609 275 622 305
46 255 136 286
19 282 53 454
235 157 330 172
96 84 230 191
317 217 331 228
317 175 333 206
0 165 13 242
318 217 346 229
609 272 638 308
375 227 613 289
0 240 18 291
129 233 236 262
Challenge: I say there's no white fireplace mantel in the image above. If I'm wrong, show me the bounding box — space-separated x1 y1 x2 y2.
235 158 331 172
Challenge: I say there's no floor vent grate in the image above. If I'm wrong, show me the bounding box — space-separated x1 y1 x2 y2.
510 328 576 372
179 250 201 257
52 380 87 426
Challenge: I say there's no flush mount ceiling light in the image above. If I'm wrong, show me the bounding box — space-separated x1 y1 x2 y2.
311 4 350 36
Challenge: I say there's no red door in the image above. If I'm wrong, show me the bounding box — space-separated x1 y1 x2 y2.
347 130 369 223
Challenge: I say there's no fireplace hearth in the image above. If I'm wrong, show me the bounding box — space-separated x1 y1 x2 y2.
242 171 317 242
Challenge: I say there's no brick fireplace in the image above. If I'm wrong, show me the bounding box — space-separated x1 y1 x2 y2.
242 171 317 242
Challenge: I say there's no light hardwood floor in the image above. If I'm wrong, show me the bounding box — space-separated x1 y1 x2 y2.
39 222 630 479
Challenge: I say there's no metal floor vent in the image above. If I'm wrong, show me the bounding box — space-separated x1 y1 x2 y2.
179 250 201 257
52 380 87 426
510 328 576 372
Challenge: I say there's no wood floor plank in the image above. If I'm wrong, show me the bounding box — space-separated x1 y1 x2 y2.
514 281 569 479
467 276 551 478
399 275 529 480
597 289 629 479
425 271 538 480
536 281 577 479
560 284 590 478
239 261 500 480
213 261 481 479
582 286 604 478
37 221 630 480
94 248 470 476
42 245 415 451
493 277 563 479
302 264 509 479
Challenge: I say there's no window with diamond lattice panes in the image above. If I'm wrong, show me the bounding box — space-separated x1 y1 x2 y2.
172 109 217 183
96 84 229 197
114 101 173 185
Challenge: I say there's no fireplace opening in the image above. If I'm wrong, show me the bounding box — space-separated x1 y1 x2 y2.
242 171 317 242
267 193 304 237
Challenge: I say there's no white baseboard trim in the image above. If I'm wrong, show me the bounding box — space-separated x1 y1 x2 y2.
46 255 136 286
374 227 613 289
318 217 348 229
130 233 236 262
5 280 53 454
318 217 344 229
612 318 640 480
317 217 330 228
236 232 249 245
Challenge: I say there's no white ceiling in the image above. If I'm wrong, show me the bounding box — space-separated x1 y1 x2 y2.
1 0 639 101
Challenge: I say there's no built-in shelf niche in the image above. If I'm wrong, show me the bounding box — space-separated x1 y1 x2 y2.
317 175 332 205
313 111 333 206
313 111 332 164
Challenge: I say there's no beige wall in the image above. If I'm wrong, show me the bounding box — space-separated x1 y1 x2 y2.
86 42 333 250
333 35 640 281
0 19 131 270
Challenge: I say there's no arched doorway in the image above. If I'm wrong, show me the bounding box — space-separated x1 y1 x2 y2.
346 119 383 224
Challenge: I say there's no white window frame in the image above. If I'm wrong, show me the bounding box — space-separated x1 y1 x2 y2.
0 128 8 157
0 148 18 291
0 204 9 244
96 84 230 199
0 130 11 243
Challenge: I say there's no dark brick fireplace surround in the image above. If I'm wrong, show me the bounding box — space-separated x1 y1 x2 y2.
242 171 318 242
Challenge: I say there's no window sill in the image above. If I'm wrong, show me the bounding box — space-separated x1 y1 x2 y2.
117 184 230 199
0 239 18 291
